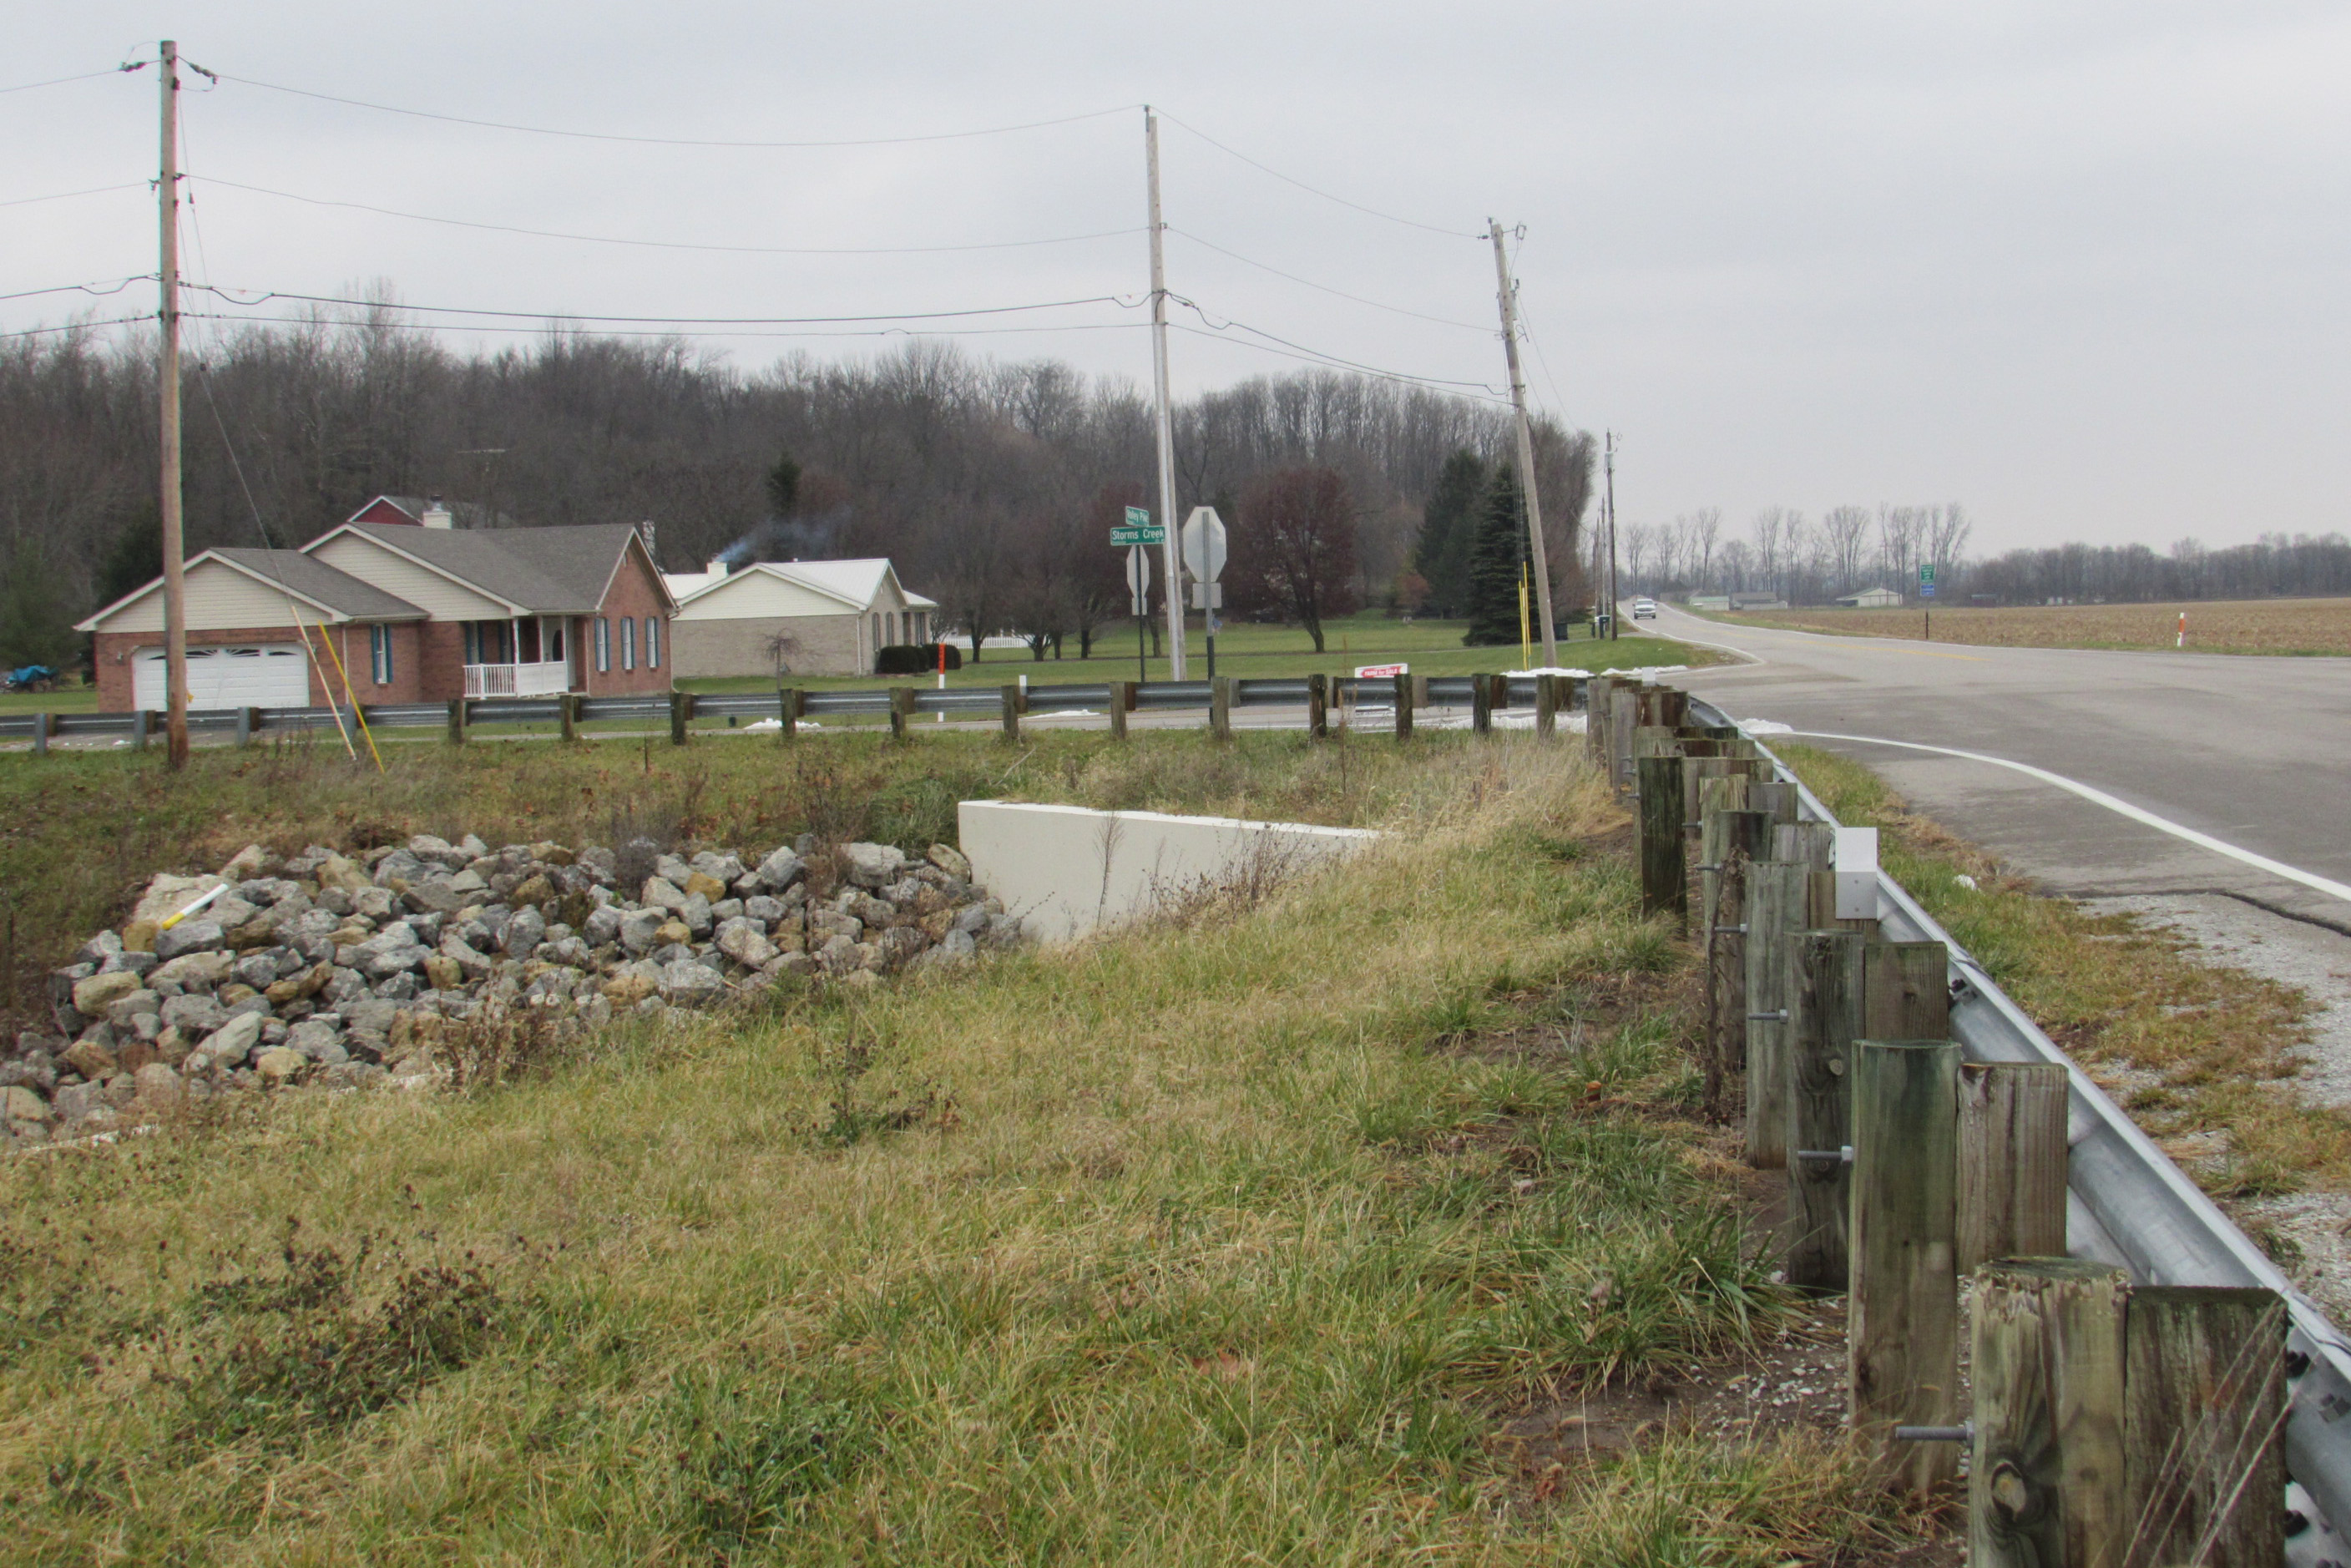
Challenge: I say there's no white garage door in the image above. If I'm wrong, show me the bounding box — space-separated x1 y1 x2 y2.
132 644 312 711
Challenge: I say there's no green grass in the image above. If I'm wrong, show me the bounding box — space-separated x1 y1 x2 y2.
1780 742 2344 1199
0 740 1918 1565
682 611 1707 695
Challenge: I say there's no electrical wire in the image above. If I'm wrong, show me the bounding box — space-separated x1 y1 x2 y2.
0 181 150 209
185 281 1146 326
0 68 128 95
0 316 150 341
215 73 1138 149
1153 110 1482 240
192 176 1143 256
0 278 153 302
1169 293 1508 395
1166 227 1489 331
1166 322 1509 407
180 311 1147 342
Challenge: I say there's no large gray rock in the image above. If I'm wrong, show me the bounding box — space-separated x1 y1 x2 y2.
52 1080 106 1123
950 903 990 937
502 907 546 959
840 842 906 888
362 944 431 980
680 893 714 938
640 876 691 914
150 949 235 989
287 1019 349 1065
161 993 229 1037
201 1009 265 1068
657 959 726 1006
132 1061 184 1108
808 909 862 943
104 989 163 1029
714 918 780 969
154 919 225 962
72 970 144 1015
982 913 1026 950
618 908 666 956
751 845 806 893
926 842 973 881
744 895 789 925
402 878 473 916
690 851 747 885
583 904 623 946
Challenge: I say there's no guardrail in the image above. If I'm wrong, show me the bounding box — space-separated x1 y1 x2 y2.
1686 692 2351 1560
0 673 1580 748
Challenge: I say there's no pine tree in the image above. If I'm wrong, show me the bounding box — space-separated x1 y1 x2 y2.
1413 448 1484 617
1461 463 1526 647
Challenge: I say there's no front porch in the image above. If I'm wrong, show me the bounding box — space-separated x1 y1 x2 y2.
463 615 576 698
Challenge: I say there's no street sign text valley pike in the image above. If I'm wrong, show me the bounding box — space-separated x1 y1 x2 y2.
1111 505 1165 548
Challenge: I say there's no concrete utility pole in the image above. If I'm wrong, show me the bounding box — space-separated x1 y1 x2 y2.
158 40 190 767
1145 109 1186 679
1489 220 1557 668
1605 429 1620 639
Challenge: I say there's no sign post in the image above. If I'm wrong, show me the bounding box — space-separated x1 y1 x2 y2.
1125 539 1153 684
1918 562 1936 599
1181 506 1227 681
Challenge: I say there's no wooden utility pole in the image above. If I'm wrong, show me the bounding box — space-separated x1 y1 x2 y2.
1144 109 1186 680
158 40 190 769
1604 430 1620 640
1489 221 1557 668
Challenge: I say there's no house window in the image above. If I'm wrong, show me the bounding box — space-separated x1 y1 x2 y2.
622 616 635 670
548 621 566 663
369 625 394 685
594 617 609 673
872 614 882 649
463 623 478 665
645 616 660 669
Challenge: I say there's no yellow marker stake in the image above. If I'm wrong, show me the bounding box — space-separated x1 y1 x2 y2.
315 622 386 772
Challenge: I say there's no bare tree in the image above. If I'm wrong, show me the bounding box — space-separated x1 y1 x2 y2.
1230 466 1360 652
1820 505 1873 594
1751 507 1785 598
1686 508 1722 594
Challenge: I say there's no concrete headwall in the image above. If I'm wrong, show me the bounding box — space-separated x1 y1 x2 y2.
958 799 1378 943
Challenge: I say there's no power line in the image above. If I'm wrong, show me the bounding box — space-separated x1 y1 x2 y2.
182 311 1147 343
0 68 128 95
1169 294 1508 396
1154 111 1483 240
193 176 1143 256
1167 227 1489 331
184 281 1146 326
215 72 1139 149
0 277 153 302
0 181 149 209
1166 322 1509 407
0 316 150 341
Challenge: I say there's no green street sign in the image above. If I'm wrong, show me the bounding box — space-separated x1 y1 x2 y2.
1111 524 1165 547
1124 506 1150 528
1919 563 1936 583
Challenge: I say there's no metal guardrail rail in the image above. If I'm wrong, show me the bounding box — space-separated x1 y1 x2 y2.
1689 695 2351 1557
0 672 1573 744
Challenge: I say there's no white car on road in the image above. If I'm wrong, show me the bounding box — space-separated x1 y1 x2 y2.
1631 598 1658 620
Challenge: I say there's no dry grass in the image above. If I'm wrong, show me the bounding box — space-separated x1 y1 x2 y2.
1780 743 2350 1198
0 739 1938 1564
1711 596 2351 656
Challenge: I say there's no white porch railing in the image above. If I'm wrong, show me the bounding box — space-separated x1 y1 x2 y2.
464 660 572 698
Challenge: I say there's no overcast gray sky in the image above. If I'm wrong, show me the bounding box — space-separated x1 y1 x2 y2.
8 2 2346 555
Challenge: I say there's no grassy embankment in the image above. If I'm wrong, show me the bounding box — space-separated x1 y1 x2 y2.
1780 743 2346 1202
0 731 1924 1563
1692 597 2351 657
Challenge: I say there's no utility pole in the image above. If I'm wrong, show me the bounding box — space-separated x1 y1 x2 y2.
158 40 189 767
1145 109 1186 680
1489 220 1557 668
1605 429 1620 640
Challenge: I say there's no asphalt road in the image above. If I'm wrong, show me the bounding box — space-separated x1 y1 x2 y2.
1648 603 2351 933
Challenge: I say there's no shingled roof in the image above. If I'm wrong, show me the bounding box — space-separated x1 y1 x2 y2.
313 523 665 615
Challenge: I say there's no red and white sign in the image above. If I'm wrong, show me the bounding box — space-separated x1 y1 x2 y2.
1354 663 1408 679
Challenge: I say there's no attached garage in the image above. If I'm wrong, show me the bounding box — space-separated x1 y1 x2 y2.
132 644 311 711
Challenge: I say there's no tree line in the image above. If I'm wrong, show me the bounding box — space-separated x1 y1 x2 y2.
0 311 1597 667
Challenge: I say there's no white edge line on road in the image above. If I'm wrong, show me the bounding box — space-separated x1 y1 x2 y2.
1784 729 2351 909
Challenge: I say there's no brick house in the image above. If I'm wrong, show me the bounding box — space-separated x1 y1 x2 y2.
79 501 676 710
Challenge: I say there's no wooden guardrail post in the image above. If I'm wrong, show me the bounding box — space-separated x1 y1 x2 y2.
1306 672 1327 739
1470 673 1494 734
1109 680 1133 740
888 686 914 740
32 713 52 756
2124 1286 2287 1567
1850 1037 1961 1497
1209 677 1233 740
1958 1063 2070 1272
1864 941 1949 1039
1775 819 1834 868
1747 780 1801 824
1703 804 1772 1121
1393 672 1413 740
1585 675 1613 764
1744 859 1807 1169
559 692 579 741
446 698 465 745
1610 685 1637 791
777 687 802 741
1638 751 1686 923
1787 928 1864 1290
999 684 1020 741
1970 1260 2129 1568
669 690 692 745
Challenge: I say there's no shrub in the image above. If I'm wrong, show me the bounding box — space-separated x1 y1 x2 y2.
873 642 961 675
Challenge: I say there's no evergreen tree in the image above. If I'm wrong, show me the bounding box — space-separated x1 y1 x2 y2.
0 544 78 668
95 509 163 610
1413 448 1484 617
1461 463 1527 647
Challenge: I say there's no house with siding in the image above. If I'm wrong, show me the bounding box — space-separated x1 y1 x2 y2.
662 558 938 677
78 499 676 711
